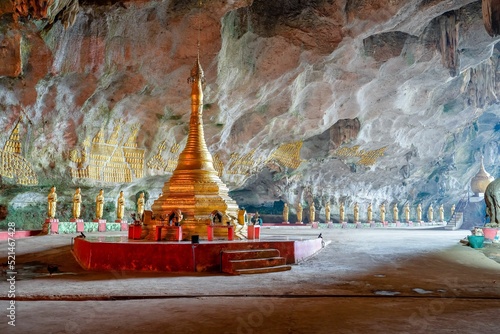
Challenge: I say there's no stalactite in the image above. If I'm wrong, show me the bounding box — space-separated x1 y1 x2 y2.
10 0 79 28
482 0 500 37
439 12 460 77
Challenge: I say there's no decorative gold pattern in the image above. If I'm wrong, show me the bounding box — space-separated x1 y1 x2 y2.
227 150 260 175
333 145 387 166
69 124 145 183
0 117 38 185
269 142 303 169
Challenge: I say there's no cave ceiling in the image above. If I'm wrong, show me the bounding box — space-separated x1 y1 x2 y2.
1 0 500 214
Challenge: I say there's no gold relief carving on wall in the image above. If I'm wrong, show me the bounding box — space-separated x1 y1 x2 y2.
0 117 38 185
333 145 387 166
147 140 180 173
268 141 303 169
69 123 145 183
227 150 261 175
212 153 224 177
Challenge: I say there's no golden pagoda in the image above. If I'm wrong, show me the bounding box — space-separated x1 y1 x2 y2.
147 57 239 240
470 156 494 196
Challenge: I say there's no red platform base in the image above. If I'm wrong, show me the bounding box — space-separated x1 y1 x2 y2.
72 237 323 273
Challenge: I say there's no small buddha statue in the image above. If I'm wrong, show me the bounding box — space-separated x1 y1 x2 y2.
393 203 399 222
309 204 316 223
404 203 410 222
439 204 444 222
416 203 422 221
238 207 247 225
339 202 345 222
325 202 331 222
47 186 57 219
95 189 104 220
116 191 125 220
283 203 289 223
296 203 303 223
367 203 373 222
353 202 359 222
137 192 145 218
428 204 434 222
72 188 81 219
380 203 386 222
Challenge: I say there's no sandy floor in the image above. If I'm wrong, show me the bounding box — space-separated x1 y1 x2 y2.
1 227 500 333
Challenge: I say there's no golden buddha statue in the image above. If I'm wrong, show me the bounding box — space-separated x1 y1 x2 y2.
296 203 303 223
309 204 315 223
417 203 422 221
367 203 373 221
404 203 410 222
283 203 289 222
116 191 125 220
137 192 145 218
393 203 399 222
380 203 386 222
439 204 444 222
238 207 247 225
47 186 57 219
72 188 81 219
325 202 331 222
95 189 104 220
353 202 359 222
428 204 434 222
339 202 345 222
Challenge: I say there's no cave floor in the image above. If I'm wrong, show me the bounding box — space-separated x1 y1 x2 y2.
1 227 500 333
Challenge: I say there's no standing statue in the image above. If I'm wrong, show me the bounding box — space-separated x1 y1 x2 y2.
116 191 125 220
325 202 331 222
339 202 345 222
393 203 399 222
451 204 456 218
439 204 444 222
380 203 386 222
47 186 57 219
72 188 82 219
296 203 303 223
238 207 247 225
353 202 359 222
309 204 316 223
417 203 422 221
485 178 500 225
283 203 289 223
137 192 145 218
95 189 104 220
428 204 434 222
404 203 410 222
367 203 373 222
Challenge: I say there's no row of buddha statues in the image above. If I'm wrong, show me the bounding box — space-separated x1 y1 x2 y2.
282 202 455 223
47 186 145 221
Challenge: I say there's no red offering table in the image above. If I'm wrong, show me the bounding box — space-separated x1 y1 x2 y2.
128 224 142 239
247 225 260 240
207 225 234 241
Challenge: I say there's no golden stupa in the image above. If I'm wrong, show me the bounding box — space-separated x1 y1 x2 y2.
470 156 494 196
146 57 240 240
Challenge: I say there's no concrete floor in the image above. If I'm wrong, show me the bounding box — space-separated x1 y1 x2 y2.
1 227 500 333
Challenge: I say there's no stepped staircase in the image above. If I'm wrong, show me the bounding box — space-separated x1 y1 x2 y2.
221 249 292 275
445 197 468 230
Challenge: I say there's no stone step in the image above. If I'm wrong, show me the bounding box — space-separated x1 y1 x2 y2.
234 265 292 275
221 249 280 261
229 257 287 271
